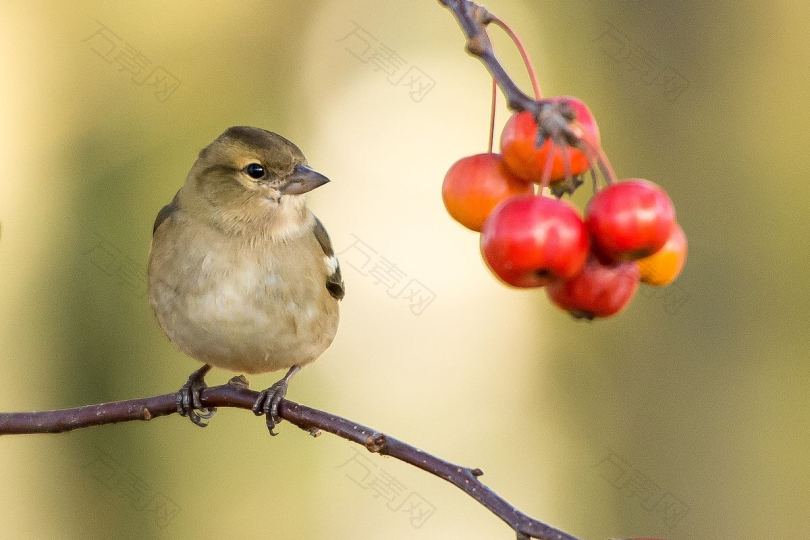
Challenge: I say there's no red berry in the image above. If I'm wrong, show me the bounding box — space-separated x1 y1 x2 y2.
442 153 534 232
480 195 590 288
500 96 600 183
586 179 676 261
546 257 640 319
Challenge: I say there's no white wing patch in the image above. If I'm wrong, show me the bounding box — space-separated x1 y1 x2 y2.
323 255 339 275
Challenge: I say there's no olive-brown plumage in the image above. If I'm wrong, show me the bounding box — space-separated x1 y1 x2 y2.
148 127 343 432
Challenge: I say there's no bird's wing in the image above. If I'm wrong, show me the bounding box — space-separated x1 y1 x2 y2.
313 217 345 300
153 191 180 234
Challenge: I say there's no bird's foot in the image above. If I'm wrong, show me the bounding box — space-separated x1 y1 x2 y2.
176 364 217 427
252 366 300 436
252 379 289 436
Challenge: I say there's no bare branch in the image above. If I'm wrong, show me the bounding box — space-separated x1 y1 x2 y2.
0 379 577 540
438 0 540 115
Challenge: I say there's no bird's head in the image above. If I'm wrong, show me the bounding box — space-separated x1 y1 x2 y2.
182 126 330 236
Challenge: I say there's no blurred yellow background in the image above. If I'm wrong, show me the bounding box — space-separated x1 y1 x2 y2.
1 1 809 538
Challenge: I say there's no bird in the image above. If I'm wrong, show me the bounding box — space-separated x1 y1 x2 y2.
147 126 344 434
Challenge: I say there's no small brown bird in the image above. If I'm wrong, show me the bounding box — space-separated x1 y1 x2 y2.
148 126 344 433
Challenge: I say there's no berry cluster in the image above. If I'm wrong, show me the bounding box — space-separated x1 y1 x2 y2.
441 29 685 320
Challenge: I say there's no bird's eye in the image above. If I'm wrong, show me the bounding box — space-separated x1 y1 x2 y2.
245 163 265 179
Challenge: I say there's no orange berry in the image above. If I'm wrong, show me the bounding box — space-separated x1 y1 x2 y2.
442 153 534 232
637 223 687 286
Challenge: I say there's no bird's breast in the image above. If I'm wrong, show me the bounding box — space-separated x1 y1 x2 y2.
149 226 339 373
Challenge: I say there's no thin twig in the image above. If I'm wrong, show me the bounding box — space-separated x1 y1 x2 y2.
0 381 578 540
489 15 543 100
440 0 604 196
439 0 540 115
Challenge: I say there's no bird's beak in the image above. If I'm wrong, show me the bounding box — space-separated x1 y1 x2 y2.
279 164 330 195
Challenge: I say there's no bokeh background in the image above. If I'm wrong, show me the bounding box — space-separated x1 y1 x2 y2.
1 1 808 538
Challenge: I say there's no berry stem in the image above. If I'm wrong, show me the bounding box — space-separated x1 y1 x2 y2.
489 16 543 100
594 146 618 185
487 77 497 153
581 138 618 186
539 138 555 195
561 143 572 185
583 149 600 191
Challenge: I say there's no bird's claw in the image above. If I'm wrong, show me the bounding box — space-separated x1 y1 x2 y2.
252 379 289 436
176 365 216 427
